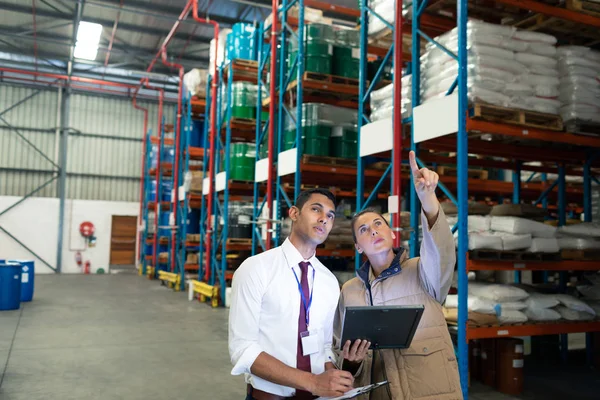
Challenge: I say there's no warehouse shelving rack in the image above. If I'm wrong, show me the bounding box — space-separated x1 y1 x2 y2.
355 0 600 397
203 59 258 304
260 0 367 257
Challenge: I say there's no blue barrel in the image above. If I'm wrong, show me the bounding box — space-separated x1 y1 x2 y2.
9 260 34 302
163 147 175 165
0 262 22 311
228 23 258 62
149 144 158 170
161 179 173 202
147 180 157 202
190 120 204 147
159 211 171 237
187 209 201 234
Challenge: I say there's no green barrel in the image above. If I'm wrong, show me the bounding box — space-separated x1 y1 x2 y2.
330 126 358 159
288 23 334 75
231 82 257 119
229 142 256 181
333 29 360 79
283 125 331 157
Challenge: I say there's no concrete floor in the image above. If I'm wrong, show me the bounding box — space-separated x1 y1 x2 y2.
1 274 598 400
0 273 246 400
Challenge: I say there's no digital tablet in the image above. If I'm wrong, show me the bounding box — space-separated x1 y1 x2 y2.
340 305 424 350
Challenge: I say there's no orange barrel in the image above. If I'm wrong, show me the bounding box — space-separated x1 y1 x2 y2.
496 338 524 396
480 339 497 388
470 339 482 382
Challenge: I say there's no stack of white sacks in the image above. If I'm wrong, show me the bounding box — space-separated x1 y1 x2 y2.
370 75 412 122
420 20 561 115
447 215 561 253
557 46 600 125
367 0 412 38
445 284 597 324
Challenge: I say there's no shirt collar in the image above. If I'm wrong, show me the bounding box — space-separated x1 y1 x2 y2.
282 237 318 268
357 247 406 284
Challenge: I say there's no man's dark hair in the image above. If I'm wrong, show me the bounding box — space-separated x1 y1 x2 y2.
294 188 336 211
350 207 390 243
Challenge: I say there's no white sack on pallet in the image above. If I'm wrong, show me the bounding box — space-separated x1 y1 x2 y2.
183 68 208 97
514 30 557 45
515 52 558 68
559 64 598 79
469 282 529 302
525 307 561 321
577 285 600 301
556 306 596 321
462 233 504 251
518 73 560 87
496 301 527 311
527 237 560 253
446 215 491 232
557 237 600 250
525 293 560 309
560 104 600 125
490 232 532 251
528 64 560 77
522 97 561 114
491 216 557 238
559 223 600 238
588 301 600 316
555 294 596 315
498 309 528 324
558 45 600 63
444 294 496 314
558 54 600 70
368 0 411 36
526 43 558 57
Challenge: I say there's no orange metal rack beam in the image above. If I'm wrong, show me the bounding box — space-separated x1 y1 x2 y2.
467 321 600 340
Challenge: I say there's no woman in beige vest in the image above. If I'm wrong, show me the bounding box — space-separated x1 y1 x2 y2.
334 151 462 400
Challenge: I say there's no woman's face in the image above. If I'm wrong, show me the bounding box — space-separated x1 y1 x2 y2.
353 212 396 256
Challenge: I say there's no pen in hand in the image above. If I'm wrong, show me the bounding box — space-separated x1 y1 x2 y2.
328 356 342 370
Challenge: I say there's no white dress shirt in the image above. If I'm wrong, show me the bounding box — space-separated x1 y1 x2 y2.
229 238 341 396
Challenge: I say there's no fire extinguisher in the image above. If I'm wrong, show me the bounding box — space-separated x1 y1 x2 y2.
84 260 91 274
75 251 82 267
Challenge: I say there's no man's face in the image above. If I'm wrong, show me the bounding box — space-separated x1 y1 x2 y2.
353 212 396 256
289 193 336 246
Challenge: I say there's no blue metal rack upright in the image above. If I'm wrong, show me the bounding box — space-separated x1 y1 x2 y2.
273 0 304 242
355 1 405 272
198 78 212 282
173 93 194 291
252 22 274 255
140 132 152 276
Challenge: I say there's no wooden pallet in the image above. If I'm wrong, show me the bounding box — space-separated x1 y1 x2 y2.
566 0 600 17
469 250 562 262
561 249 600 261
472 103 564 131
302 154 357 168
565 119 600 137
302 71 360 87
227 238 252 246
437 166 489 180
224 59 259 82
187 234 201 242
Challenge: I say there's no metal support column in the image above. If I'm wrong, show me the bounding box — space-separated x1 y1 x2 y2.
583 158 594 367
456 0 470 396
56 86 69 273
558 164 568 363
513 161 522 283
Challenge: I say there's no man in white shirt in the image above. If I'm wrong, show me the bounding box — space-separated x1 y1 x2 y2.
229 189 368 400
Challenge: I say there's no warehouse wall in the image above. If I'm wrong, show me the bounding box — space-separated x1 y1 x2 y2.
0 82 175 202
0 196 138 274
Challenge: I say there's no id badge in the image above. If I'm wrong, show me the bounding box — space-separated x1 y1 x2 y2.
300 331 320 356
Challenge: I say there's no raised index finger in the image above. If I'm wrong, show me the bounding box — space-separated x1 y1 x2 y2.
409 151 419 175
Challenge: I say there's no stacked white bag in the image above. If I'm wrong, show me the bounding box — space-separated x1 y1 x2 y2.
469 283 529 323
557 46 600 125
370 75 412 122
367 0 412 37
511 31 561 115
420 20 560 115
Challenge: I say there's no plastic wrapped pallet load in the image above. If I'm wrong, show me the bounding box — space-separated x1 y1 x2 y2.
557 46 600 125
558 223 600 238
367 0 412 37
493 232 533 251
420 20 559 115
369 76 412 122
183 69 208 98
555 294 596 315
557 237 600 250
556 306 595 321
